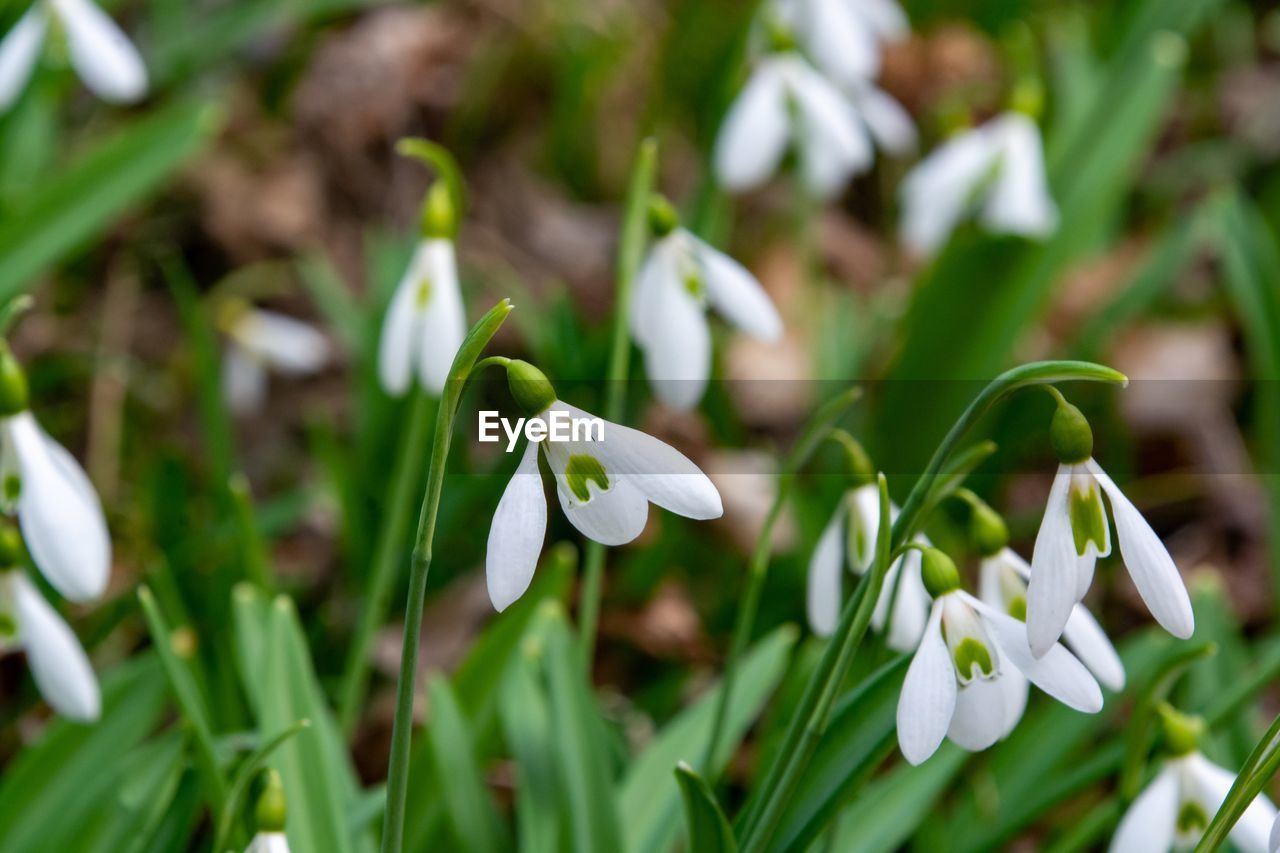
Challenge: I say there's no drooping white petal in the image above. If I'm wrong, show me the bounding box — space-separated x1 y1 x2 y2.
1187 753 1277 853
0 4 48 111
872 548 930 653
974 598 1102 714
1027 464 1084 656
853 84 917 156
806 505 844 637
995 667 1029 738
245 832 292 853
10 413 110 602
629 239 677 349
485 441 547 612
687 233 782 342
981 113 1058 239
222 345 268 415
12 573 100 721
555 475 649 547
639 261 711 411
947 674 1010 752
230 309 328 376
1269 811 1279 853
377 257 423 396
858 0 910 40
38 423 104 519
787 60 872 197
713 60 789 192
798 0 880 86
897 600 956 765
899 125 999 256
1109 765 1179 853
1061 604 1126 691
53 0 148 103
1087 460 1194 639
413 239 467 396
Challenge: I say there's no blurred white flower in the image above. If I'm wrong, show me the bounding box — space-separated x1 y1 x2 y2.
630 226 781 410
486 366 722 611
1270 812 1279 853
1028 458 1193 657
899 112 1057 256
805 483 929 652
0 571 100 721
377 238 466 397
1111 751 1276 853
896 550 1102 766
245 832 290 853
0 0 148 111
772 0 909 85
219 305 329 415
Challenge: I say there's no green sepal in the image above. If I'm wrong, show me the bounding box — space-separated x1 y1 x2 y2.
1049 397 1094 464
254 768 288 833
920 548 961 598
506 360 557 416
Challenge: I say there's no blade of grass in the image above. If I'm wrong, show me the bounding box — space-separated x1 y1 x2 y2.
675 763 738 853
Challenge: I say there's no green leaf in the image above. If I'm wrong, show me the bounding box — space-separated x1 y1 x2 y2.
0 100 219 303
499 643 563 853
426 677 507 853
829 745 968 853
675 763 737 853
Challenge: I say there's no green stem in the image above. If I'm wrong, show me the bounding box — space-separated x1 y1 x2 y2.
337 389 437 735
381 300 513 853
228 472 272 593
1194 712 1280 852
700 388 860 776
578 137 658 670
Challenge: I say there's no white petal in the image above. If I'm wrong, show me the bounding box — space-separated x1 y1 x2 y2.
806 506 844 637
996 667 1029 738
1062 604 1126 691
556 475 648 546
947 674 1011 752
222 345 267 415
413 240 466 396
1088 460 1194 639
788 60 872 197
485 441 546 612
38 423 103 518
713 61 789 192
873 549 930 653
976 599 1103 713
11 413 110 602
899 125 998 255
629 241 675 349
800 0 880 86
687 234 782 342
52 0 147 103
854 85 917 155
981 114 1058 239
1027 465 1084 657
245 832 292 853
377 258 422 397
1188 754 1277 853
0 4 48 111
639 266 711 411
847 484 885 573
231 309 328 376
12 573 100 721
858 0 910 40
1109 766 1179 853
896 600 956 765
1269 811 1279 853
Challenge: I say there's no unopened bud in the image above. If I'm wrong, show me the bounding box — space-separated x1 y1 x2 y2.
506 360 557 416
1049 398 1093 464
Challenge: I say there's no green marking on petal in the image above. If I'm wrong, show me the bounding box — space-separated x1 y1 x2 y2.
1068 481 1108 557
0 611 15 640
1007 595 1027 622
683 270 704 299
953 637 995 681
1175 800 1208 835
4 474 19 504
565 454 609 502
415 278 432 309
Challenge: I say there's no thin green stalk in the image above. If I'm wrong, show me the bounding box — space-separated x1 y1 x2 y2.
737 361 1128 849
1194 712 1280 852
338 388 436 735
700 388 861 775
578 137 657 670
228 472 272 592
382 300 513 853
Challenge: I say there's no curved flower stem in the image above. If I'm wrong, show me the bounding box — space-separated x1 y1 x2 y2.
578 137 657 671
381 299 513 853
736 360 1127 852
700 387 862 776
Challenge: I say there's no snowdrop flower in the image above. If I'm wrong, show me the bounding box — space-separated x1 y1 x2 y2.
1111 707 1277 853
899 106 1057 256
0 547 100 722
0 345 109 602
1270 812 1279 853
771 0 909 85
630 197 782 410
0 0 147 111
1028 395 1193 657
245 768 290 853
218 301 329 416
485 361 722 611
897 547 1102 765
378 183 466 397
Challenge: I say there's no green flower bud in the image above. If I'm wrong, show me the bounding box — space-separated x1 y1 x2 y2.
421 181 456 239
647 195 680 238
969 500 1009 557
1049 398 1093 464
0 343 29 416
1157 703 1203 757
254 768 288 833
764 17 797 52
1010 77 1045 120
920 547 961 598
506 360 557 416
0 524 23 567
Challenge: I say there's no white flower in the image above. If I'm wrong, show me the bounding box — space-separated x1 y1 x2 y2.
0 571 100 721
1028 458 1193 656
378 238 467 398
220 306 329 415
980 547 1124 694
630 228 781 410
899 111 1057 256
485 400 722 611
1 411 110 602
1270 812 1279 853
245 832 290 853
772 0 909 85
1111 751 1277 853
805 483 929 652
0 0 148 111
896 582 1102 765
714 52 872 199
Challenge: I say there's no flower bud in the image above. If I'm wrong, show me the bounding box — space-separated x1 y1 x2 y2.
0 343 29 416
968 500 1009 557
506 360 557 416
647 195 680 238
254 768 288 833
421 182 456 240
831 431 874 488
1157 703 1203 757
0 524 24 567
920 547 961 598
1049 398 1093 464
